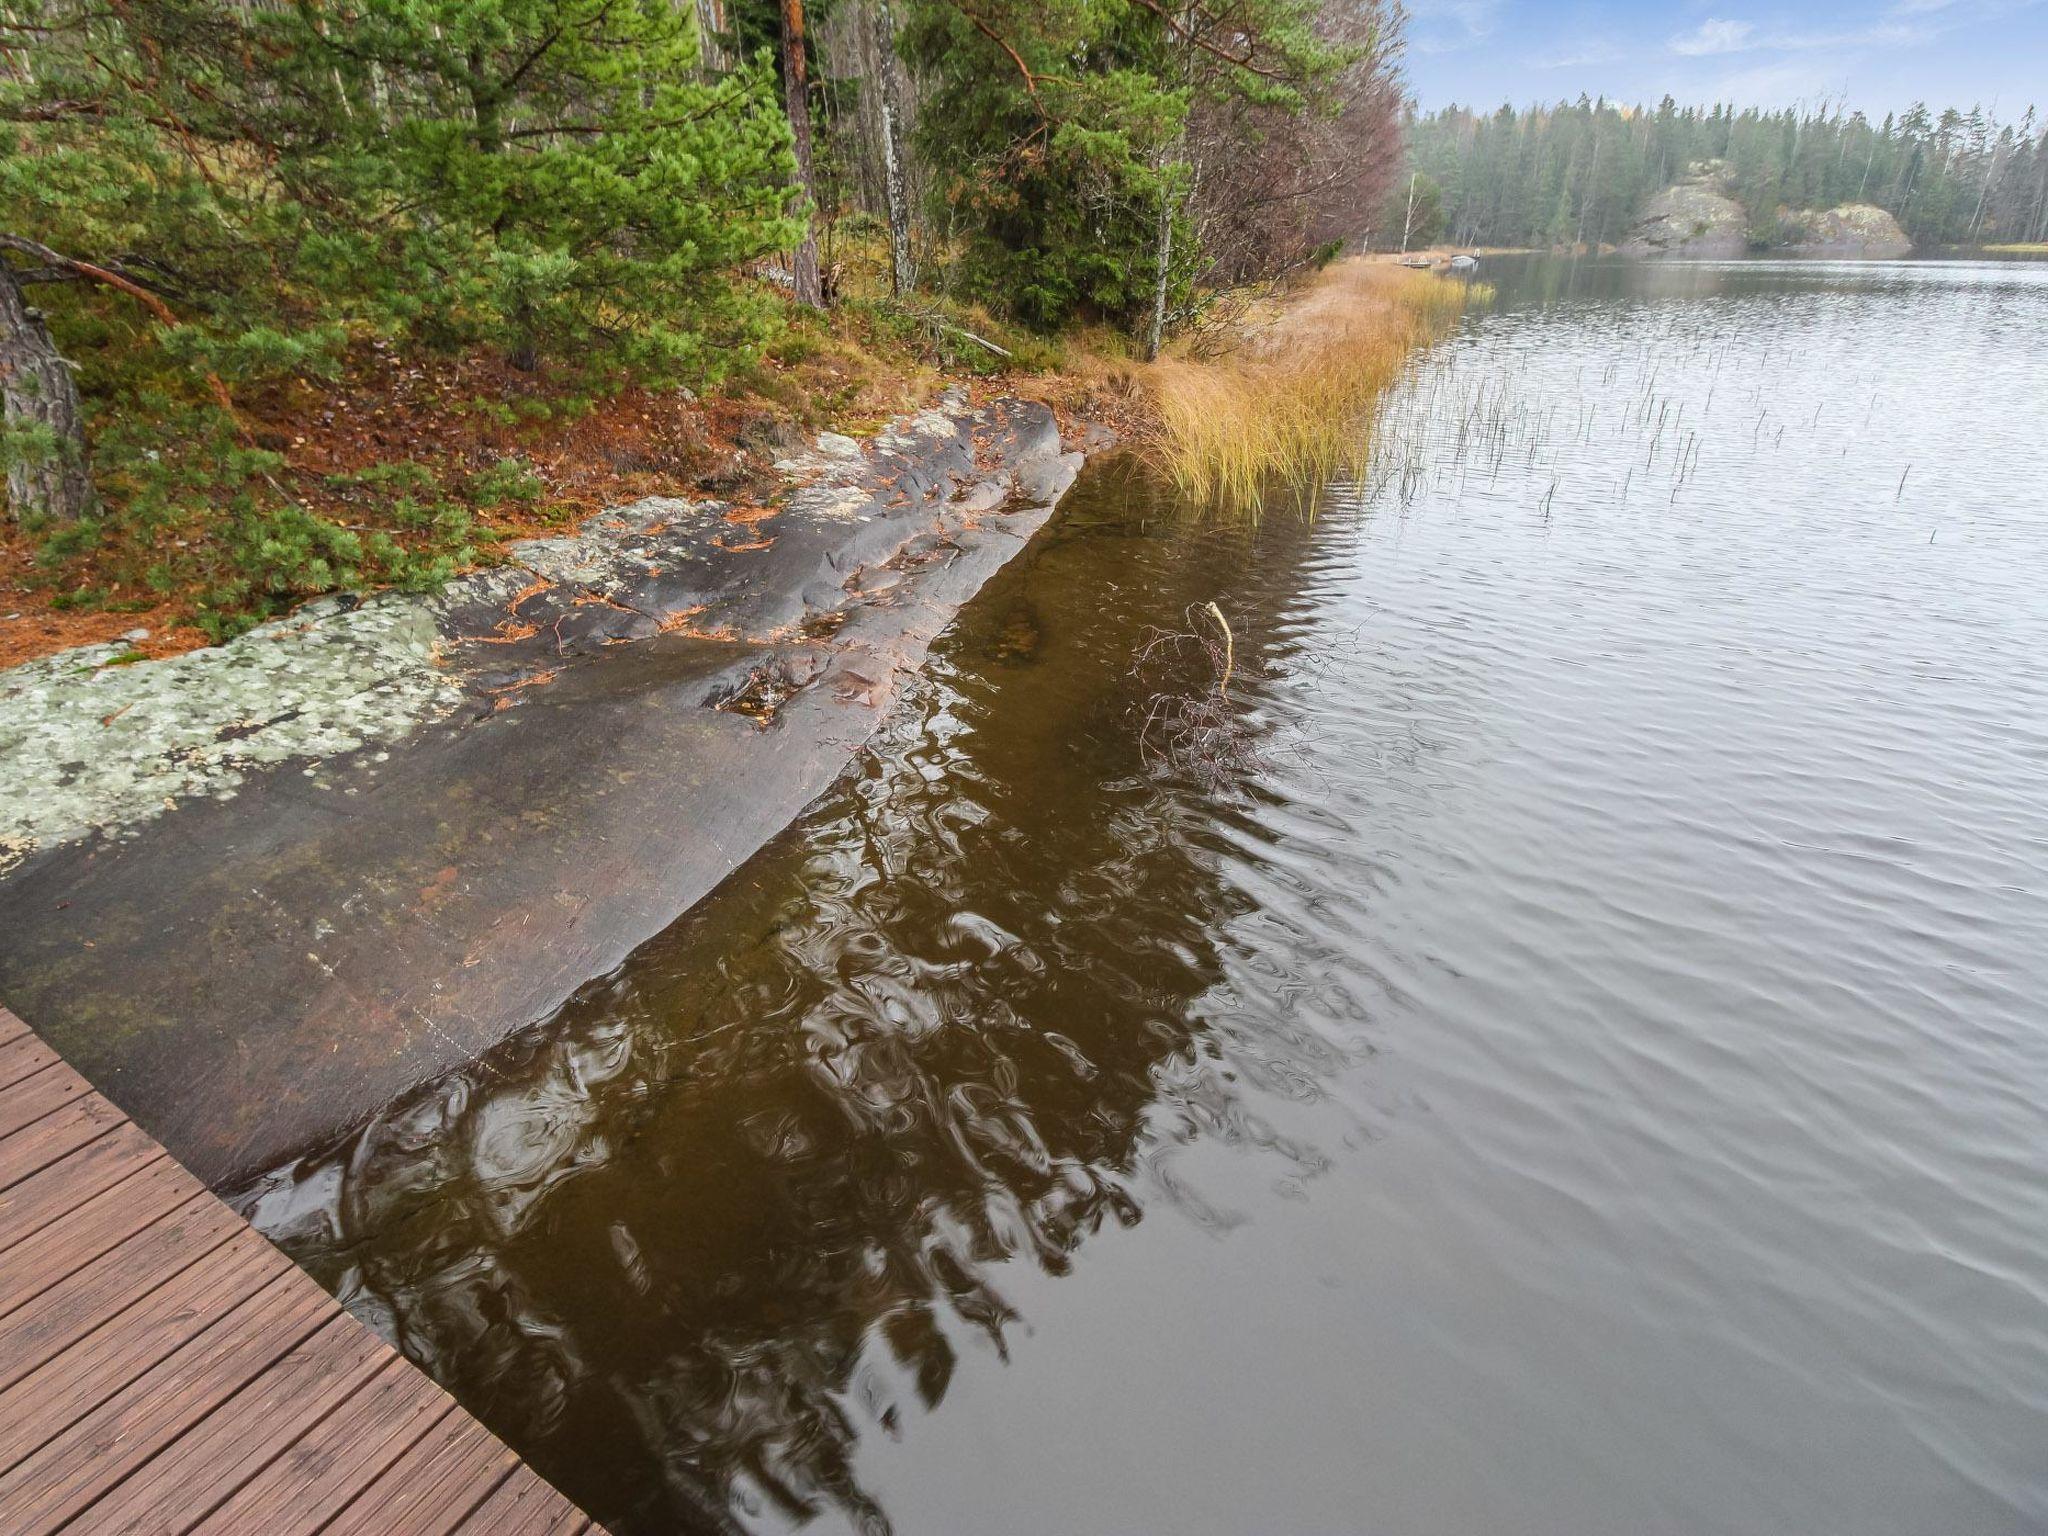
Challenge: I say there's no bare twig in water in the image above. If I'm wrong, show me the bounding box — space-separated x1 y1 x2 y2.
1133 603 1260 792
1204 602 1234 699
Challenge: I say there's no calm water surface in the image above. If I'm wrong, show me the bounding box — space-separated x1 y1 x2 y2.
241 258 2048 1535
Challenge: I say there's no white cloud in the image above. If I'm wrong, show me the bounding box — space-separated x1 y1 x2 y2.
1408 0 1502 54
1536 39 1626 68
1706 59 1846 105
1669 17 1759 55
1772 20 1929 48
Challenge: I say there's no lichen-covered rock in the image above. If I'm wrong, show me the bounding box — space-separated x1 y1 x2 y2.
1620 167 1749 258
0 392 1086 1188
0 385 1034 881
0 596 461 873
1774 203 1912 257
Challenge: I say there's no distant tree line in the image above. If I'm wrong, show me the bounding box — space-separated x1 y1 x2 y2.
1392 97 2048 251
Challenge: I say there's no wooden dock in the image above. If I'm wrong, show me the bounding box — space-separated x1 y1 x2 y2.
0 1005 606 1534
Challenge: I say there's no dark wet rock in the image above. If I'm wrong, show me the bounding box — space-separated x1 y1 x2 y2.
0 390 1083 1187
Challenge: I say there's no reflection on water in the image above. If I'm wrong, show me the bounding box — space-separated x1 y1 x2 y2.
239 259 2048 1536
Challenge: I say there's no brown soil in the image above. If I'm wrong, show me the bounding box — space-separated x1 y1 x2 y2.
0 554 204 668
2 321 948 671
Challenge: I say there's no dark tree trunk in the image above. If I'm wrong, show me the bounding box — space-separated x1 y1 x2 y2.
0 263 95 522
780 0 825 308
869 0 914 296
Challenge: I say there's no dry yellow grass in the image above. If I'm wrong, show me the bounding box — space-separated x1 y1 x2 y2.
1139 261 1484 509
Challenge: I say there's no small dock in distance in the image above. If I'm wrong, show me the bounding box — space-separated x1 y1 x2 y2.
0 1004 605 1534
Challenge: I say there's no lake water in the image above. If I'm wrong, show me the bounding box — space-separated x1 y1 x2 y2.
240 257 2048 1536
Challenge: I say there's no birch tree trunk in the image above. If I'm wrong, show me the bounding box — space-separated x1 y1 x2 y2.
0 264 96 522
696 0 728 73
1968 139 2001 242
780 0 825 309
869 0 915 296
1145 11 1195 364
1146 159 1175 362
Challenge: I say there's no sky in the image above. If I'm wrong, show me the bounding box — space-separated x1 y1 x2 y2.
1400 0 2048 117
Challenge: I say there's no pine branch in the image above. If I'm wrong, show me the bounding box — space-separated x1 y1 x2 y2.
0 232 242 427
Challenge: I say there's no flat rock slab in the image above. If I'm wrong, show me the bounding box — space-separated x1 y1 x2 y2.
0 394 1081 1187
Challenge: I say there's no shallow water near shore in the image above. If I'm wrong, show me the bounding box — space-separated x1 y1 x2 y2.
241 256 2048 1536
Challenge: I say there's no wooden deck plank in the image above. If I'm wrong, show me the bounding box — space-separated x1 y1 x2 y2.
0 1124 167 1258
0 1228 284 1468
0 1032 60 1090
0 1093 124 1191
0 1265 334 1532
0 1063 97 1144
70 1311 393 1535
0 1003 604 1535
0 1193 255 1394
455 1463 597 1535
188 1361 457 1535
322 1410 521 1536
0 1155 194 1315
0 1056 93 1138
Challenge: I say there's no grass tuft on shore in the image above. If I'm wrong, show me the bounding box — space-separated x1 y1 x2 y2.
1140 262 1485 509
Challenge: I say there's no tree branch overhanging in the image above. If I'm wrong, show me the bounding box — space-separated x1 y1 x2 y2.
948 3 1055 121
1124 0 1291 80
0 233 241 425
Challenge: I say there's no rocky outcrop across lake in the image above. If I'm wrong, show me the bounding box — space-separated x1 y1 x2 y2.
1621 163 1914 260
1772 203 1911 256
0 390 1083 1186
1619 173 1749 258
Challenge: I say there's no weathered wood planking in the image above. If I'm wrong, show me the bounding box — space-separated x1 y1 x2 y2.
0 1004 605 1535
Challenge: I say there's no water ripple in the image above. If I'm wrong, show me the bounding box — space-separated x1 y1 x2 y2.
239 258 2048 1536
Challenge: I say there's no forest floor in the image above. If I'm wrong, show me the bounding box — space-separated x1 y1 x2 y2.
0 311 979 667
0 294 1131 671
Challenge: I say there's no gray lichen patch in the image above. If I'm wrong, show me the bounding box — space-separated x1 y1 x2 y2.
0 593 462 873
873 407 964 454
777 399 969 520
505 496 711 584
0 495 731 875
784 483 878 520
